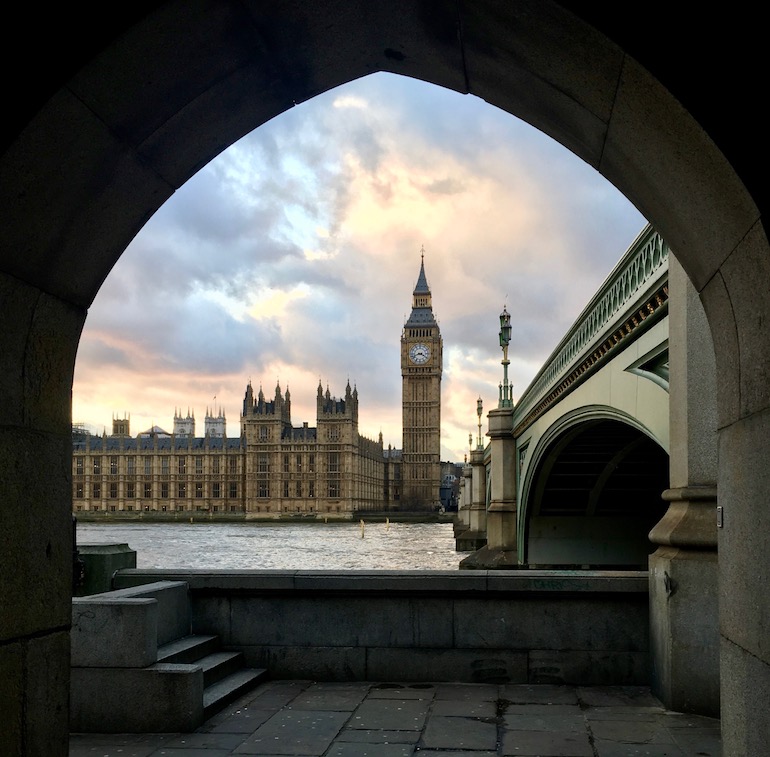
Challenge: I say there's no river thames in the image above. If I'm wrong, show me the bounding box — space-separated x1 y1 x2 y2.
76 521 462 570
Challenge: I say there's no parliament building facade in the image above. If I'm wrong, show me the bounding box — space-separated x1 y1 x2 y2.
72 257 443 518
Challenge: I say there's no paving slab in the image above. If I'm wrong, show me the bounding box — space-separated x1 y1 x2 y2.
501 728 594 756
233 709 349 755
503 702 587 732
324 744 414 757
69 681 722 757
500 683 580 705
348 698 429 730
421 714 498 750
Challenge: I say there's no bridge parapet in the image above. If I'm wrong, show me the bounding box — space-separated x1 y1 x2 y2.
513 224 669 435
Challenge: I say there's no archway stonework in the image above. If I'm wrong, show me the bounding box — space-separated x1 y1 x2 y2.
1 3 767 754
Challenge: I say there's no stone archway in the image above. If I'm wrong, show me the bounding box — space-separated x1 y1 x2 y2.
523 417 669 568
1 3 767 754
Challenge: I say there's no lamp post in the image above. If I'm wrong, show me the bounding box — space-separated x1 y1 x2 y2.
476 396 483 447
498 305 513 408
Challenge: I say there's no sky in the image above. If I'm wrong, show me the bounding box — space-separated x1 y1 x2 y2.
72 72 647 463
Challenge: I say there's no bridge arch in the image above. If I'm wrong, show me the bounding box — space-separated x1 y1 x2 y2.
520 408 669 567
2 3 768 752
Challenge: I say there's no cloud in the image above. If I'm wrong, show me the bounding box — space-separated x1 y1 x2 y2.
73 72 646 461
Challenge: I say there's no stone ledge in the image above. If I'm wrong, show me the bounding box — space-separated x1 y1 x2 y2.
113 568 648 595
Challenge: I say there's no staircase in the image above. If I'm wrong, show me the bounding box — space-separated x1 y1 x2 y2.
71 580 268 733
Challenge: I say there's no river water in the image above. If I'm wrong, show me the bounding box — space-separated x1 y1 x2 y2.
76 521 461 571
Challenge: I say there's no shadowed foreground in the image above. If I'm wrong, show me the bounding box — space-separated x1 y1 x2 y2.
69 681 720 756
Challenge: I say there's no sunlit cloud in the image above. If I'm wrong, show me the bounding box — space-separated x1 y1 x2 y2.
72 72 646 461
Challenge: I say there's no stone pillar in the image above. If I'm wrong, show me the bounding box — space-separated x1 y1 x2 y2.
0 274 84 756
461 406 518 568
648 255 719 717
456 450 487 551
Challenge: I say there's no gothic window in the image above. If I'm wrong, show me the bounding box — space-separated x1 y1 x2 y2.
109 483 117 498
92 457 101 475
126 482 135 498
229 482 238 498
283 481 289 498
178 482 186 498
259 425 268 440
258 453 269 473
328 481 339 498
283 454 290 473
161 457 169 475
127 456 135 475
195 482 203 498
195 456 203 474
258 481 269 498
75 457 83 475
328 453 340 473
296 481 302 497
110 457 118 475
178 456 186 475
228 456 237 475
309 481 315 498
212 456 220 474
92 482 101 498
212 482 221 498
309 454 315 472
161 482 169 498
144 457 152 475
75 483 83 498
296 454 302 472
143 482 152 498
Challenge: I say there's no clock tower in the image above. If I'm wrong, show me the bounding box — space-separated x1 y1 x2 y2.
401 249 443 510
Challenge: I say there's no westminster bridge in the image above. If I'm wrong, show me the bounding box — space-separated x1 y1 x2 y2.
456 223 720 716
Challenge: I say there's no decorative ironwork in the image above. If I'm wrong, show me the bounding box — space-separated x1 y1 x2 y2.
514 226 669 434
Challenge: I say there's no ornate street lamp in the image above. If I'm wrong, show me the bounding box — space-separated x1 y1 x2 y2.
498 305 513 408
476 396 483 447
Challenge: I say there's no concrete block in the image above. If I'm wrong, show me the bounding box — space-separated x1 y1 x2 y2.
90 580 190 645
366 648 528 684
75 543 137 596
229 596 452 648
70 663 204 733
0 641 23 753
240 645 366 681
720 636 770 756
528 650 648 685
191 594 232 643
24 631 70 756
71 597 157 667
453 597 648 652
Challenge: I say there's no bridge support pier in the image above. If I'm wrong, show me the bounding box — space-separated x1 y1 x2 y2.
454 461 475 550
461 406 518 568
648 255 719 717
456 449 487 552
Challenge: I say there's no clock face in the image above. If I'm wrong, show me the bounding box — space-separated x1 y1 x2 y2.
409 343 430 364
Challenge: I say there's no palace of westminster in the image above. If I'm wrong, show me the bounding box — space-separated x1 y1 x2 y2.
72 257 453 518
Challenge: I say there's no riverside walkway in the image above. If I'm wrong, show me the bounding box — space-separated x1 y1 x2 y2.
69 680 721 756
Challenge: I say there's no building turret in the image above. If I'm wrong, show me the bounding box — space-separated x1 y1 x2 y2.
173 408 195 436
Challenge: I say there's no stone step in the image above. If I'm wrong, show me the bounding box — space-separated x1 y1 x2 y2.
203 668 269 720
199 650 245 687
157 634 220 664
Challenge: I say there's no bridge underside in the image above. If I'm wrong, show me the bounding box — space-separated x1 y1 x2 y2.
526 420 668 568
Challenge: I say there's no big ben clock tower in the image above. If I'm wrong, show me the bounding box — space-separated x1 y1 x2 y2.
401 248 443 510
